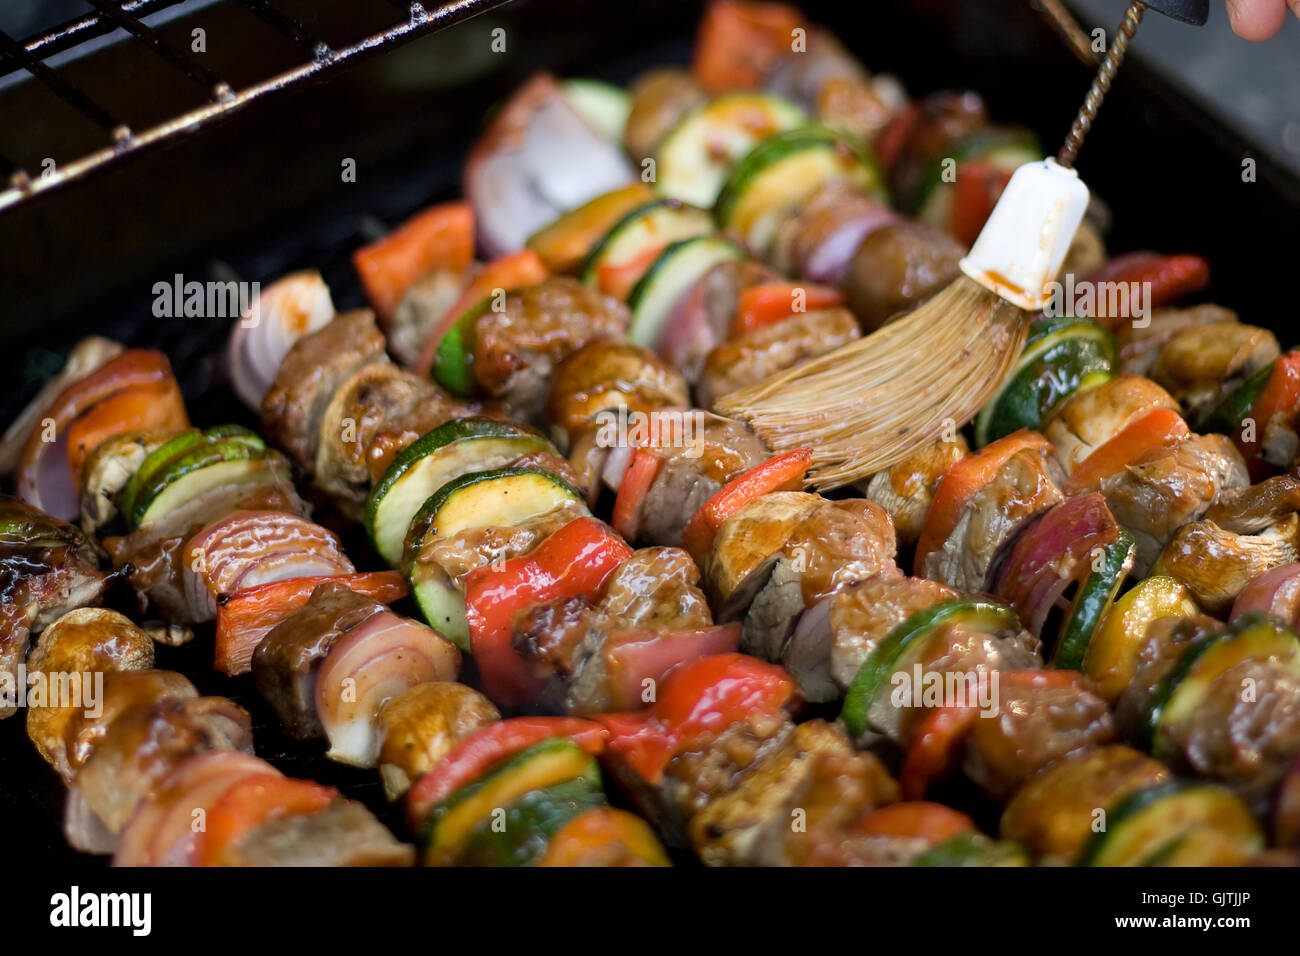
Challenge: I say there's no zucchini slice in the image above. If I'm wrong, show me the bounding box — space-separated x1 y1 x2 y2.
840 598 1021 741
365 418 553 566
525 183 655 274
715 125 888 257
653 92 807 207
1053 530 1136 670
403 465 587 646
457 777 606 866
430 297 493 397
581 198 714 300
1140 613 1300 758
1083 575 1197 702
125 428 279 530
911 833 1029 867
1077 781 1262 866
561 78 632 144
626 235 746 349
975 316 1115 447
1202 359 1274 435
418 737 601 866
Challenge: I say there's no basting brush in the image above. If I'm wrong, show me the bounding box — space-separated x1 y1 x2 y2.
718 0 1209 489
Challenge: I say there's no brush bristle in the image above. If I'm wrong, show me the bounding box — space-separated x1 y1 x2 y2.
716 275 1028 489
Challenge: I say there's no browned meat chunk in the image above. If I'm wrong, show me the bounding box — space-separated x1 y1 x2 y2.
252 582 386 740
1114 303 1238 377
638 412 769 547
262 310 387 468
841 221 965 331
696 308 861 411
473 277 628 421
861 435 969 546
1096 433 1249 574
1152 514 1300 613
1150 321 1278 426
622 68 706 164
547 341 689 443
920 445 1065 591
1114 614 1223 737
961 671 1115 801
214 799 415 866
376 682 499 799
61 670 197 783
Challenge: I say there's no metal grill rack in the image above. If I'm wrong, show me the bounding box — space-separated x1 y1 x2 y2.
0 0 508 212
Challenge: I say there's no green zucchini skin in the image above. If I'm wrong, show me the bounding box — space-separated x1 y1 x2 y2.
1053 530 1136 670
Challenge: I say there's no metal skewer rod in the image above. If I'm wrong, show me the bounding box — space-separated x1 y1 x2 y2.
1057 0 1146 168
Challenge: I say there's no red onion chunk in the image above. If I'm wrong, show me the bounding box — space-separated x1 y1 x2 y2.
465 73 633 258
113 751 274 866
782 594 836 702
183 511 354 622
993 493 1121 638
600 623 741 712
803 207 898 285
227 271 334 410
315 612 461 768
1231 562 1300 627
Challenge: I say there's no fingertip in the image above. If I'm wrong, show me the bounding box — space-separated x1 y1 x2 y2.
1226 0 1288 41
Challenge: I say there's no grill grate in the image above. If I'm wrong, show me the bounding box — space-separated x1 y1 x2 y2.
0 0 509 212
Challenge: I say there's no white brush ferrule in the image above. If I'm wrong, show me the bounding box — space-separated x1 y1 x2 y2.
959 157 1091 312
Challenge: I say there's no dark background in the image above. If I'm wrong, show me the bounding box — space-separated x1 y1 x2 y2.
1 0 1298 868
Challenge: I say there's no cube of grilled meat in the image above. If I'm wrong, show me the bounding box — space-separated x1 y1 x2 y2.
1000 745 1171 863
313 362 440 518
695 308 861 411
841 221 965 331
961 671 1115 802
1095 433 1248 575
919 444 1065 592
1206 475 1300 534
376 682 499 800
1152 514 1300 614
513 547 725 714
25 607 155 770
103 472 306 622
388 265 475 369
659 259 779 385
66 695 253 853
861 435 969 546
61 669 197 783
262 309 388 468
1114 614 1224 737
721 495 896 668
1 497 110 719
622 67 706 165
1044 375 1179 474
638 412 769 547
764 28 869 114
213 798 415 866
820 571 960 693
547 341 689 446
888 91 988 198
252 582 387 740
1150 321 1279 427
685 719 897 866
363 393 494 482
473 277 628 422
1114 303 1237 377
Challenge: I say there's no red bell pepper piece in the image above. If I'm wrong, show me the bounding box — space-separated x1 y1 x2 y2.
1083 253 1210 329
681 447 812 564
915 429 1052 575
853 801 977 843
198 774 338 866
1239 352 1300 472
596 653 798 784
405 716 608 828
899 704 979 800
950 160 1013 248
1063 407 1189 495
465 517 632 706
213 570 408 676
691 0 806 93
731 282 845 336
611 448 664 541
352 201 475 325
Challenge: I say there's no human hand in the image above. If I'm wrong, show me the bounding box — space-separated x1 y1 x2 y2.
1226 0 1300 40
